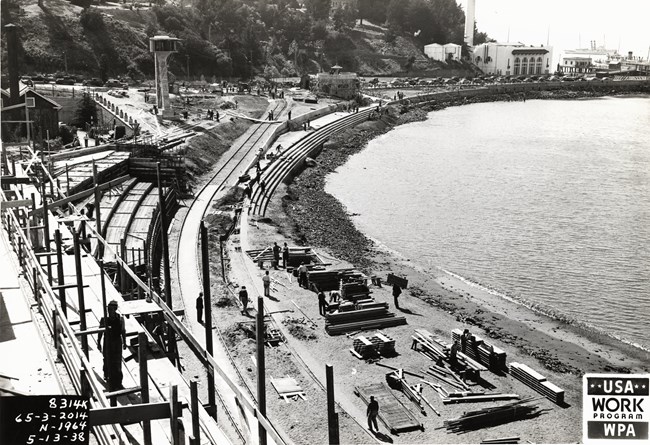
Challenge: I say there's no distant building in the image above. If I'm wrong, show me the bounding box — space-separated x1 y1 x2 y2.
1 87 62 143
424 43 462 62
558 44 648 75
472 42 553 76
314 65 359 99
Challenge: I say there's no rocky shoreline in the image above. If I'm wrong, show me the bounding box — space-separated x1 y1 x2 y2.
279 89 650 375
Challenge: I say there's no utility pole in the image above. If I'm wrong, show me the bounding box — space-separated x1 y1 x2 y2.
200 221 216 418
256 296 267 445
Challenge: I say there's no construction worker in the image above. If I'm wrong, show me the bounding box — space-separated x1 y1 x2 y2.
239 286 249 315
318 291 328 316
392 283 402 310
460 328 470 353
98 300 127 393
263 271 271 297
282 242 289 268
449 340 460 369
298 262 308 288
272 242 281 269
196 292 204 324
367 396 379 433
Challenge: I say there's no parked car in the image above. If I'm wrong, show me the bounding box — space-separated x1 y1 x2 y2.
83 78 104 87
55 77 75 85
104 78 123 88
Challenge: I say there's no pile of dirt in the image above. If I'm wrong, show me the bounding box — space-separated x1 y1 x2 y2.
222 322 256 348
282 318 318 341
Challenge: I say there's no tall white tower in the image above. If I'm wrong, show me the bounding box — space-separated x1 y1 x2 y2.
464 0 476 47
149 36 180 119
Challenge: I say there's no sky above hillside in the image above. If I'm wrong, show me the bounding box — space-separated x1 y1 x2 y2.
460 0 650 63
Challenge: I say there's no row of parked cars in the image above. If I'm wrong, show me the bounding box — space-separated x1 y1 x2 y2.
364 74 611 88
20 75 129 89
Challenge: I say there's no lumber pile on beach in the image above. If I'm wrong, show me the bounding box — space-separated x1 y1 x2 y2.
509 362 565 404
306 268 367 292
452 329 507 371
443 399 546 433
480 437 520 444
341 282 371 301
350 332 397 358
245 246 320 267
326 305 406 335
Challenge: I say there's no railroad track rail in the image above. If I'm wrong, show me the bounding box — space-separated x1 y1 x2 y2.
173 100 287 443
249 107 374 216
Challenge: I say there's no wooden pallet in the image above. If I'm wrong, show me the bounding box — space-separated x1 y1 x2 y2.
509 362 565 404
354 383 423 434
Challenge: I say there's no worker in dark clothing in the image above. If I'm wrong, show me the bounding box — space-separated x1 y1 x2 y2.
197 292 204 324
263 271 271 297
282 242 289 268
239 286 249 315
460 328 470 353
260 179 266 194
297 263 308 288
318 291 328 316
392 283 402 309
98 300 127 394
367 396 379 432
272 242 281 269
449 340 460 369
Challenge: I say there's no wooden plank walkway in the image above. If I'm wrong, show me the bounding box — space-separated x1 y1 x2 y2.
355 383 423 434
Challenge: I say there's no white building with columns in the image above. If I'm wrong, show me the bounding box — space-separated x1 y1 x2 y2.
472 42 553 76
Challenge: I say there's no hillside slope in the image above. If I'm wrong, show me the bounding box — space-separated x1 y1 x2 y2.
1 0 476 80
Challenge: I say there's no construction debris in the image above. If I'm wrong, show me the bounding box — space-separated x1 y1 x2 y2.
443 399 547 433
441 393 520 404
270 376 306 402
306 268 368 292
385 369 427 415
509 362 565 404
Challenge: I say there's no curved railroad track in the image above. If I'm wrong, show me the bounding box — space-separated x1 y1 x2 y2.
249 107 374 216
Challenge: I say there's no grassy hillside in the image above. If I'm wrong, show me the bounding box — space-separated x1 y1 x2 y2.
1 0 476 81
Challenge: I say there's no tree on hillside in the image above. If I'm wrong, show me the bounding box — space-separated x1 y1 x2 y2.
73 93 97 129
332 6 355 32
386 0 408 32
357 0 387 26
406 0 438 44
305 0 332 22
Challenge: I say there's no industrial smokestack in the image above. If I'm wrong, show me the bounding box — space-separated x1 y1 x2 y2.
4 24 20 105
464 0 476 47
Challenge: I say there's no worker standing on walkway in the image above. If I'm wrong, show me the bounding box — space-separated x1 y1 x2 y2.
367 396 380 433
239 286 249 314
196 292 204 324
263 271 271 297
98 300 127 392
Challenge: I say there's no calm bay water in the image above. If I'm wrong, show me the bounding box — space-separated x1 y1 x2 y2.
326 97 650 350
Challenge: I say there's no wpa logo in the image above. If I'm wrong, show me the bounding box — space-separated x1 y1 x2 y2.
584 374 649 442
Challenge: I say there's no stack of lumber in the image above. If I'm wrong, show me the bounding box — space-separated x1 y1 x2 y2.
441 392 520 404
245 247 320 266
480 437 520 444
341 282 371 301
411 329 447 361
452 329 507 371
351 335 380 359
325 306 406 335
444 399 545 433
307 269 368 292
509 363 565 404
373 332 396 356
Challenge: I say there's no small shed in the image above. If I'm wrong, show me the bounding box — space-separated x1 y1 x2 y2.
1 87 62 143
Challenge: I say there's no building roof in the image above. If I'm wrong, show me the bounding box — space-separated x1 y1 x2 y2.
20 87 63 110
511 48 549 55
